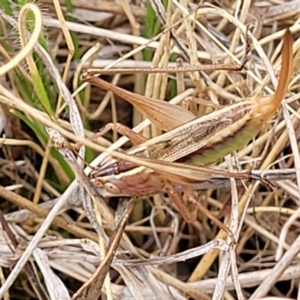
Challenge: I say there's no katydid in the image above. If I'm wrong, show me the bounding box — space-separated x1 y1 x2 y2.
81 29 293 227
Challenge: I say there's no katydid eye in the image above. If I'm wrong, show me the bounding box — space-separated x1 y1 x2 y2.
104 183 121 194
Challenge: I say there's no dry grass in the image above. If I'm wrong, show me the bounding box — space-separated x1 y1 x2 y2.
0 0 300 299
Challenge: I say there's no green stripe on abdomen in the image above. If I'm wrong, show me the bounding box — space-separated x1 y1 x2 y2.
184 122 259 166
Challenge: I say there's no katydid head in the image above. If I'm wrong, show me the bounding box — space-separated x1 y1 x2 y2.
91 165 166 196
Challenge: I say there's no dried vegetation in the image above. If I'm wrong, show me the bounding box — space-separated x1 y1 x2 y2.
0 0 300 299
